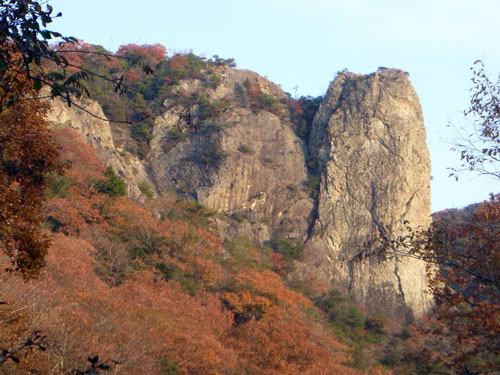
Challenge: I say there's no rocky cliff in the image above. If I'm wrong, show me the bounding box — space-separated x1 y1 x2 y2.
148 68 313 245
47 67 432 319
305 69 432 320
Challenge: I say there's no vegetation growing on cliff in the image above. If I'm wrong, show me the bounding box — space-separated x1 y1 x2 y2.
50 42 239 159
288 94 323 142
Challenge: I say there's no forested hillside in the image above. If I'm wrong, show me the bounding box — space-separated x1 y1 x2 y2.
1 125 391 375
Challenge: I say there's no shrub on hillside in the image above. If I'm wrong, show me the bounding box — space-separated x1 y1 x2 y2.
97 167 127 197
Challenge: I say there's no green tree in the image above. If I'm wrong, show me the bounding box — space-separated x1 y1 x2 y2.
97 167 127 197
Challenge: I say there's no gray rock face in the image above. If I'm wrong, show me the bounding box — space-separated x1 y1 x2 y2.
47 67 432 319
149 69 313 245
305 69 432 320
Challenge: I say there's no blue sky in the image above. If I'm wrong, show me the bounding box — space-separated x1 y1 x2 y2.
48 0 500 212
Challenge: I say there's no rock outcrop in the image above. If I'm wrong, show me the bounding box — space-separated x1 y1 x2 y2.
47 98 149 200
47 67 432 319
305 69 432 320
148 68 313 245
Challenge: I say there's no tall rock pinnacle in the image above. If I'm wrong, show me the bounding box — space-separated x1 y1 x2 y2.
306 69 432 320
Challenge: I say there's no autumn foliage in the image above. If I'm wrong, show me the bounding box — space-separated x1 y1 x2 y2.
0 59 60 276
424 196 500 374
0 128 384 374
381 196 500 375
